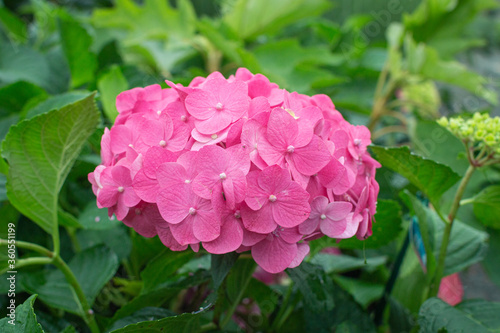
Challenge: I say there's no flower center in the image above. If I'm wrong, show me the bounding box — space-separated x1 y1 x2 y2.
211 134 218 140
215 102 223 111
287 145 295 153
184 179 191 184
269 194 277 202
180 115 187 122
159 140 167 147
157 110 162 116
219 172 227 180
320 214 327 220
234 210 241 219
117 186 124 193
189 207 197 215
135 209 142 215
354 139 362 146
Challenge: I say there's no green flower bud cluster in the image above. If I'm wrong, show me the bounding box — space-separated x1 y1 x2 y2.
437 112 500 156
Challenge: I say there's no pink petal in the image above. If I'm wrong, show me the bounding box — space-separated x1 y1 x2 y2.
227 144 251 175
336 213 362 239
110 125 133 155
170 216 199 245
272 182 311 228
143 147 179 178
280 227 303 243
288 243 310 268
242 227 267 246
156 162 188 189
157 224 188 251
266 108 298 150
202 217 243 254
156 185 191 223
122 187 141 207
320 215 348 238
252 236 298 274
241 202 277 234
226 119 245 147
244 171 269 210
193 210 220 242
325 201 353 220
97 187 118 208
194 109 233 135
290 135 331 176
192 171 220 199
258 136 285 167
132 170 159 203
257 165 292 195
298 217 319 235
185 90 217 120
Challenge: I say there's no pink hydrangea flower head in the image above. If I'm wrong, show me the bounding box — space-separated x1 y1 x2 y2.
89 68 380 274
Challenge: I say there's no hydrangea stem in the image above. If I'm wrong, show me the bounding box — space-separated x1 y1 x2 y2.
428 164 476 297
0 238 100 333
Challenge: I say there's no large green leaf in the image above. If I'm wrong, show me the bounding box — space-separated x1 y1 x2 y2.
333 276 384 309
470 185 500 229
483 228 500 288
211 252 239 290
141 250 195 294
106 307 176 332
58 14 97 88
21 245 119 315
109 312 203 333
402 191 489 276
225 258 257 304
97 65 128 121
370 146 461 207
1 94 99 234
222 0 330 40
22 91 91 120
0 295 44 333
418 297 500 333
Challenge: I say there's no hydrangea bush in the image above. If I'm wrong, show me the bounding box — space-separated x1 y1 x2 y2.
89 68 380 273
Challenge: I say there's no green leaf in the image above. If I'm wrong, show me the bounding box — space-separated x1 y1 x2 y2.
332 276 384 309
470 186 500 229
211 252 239 290
58 14 97 88
21 245 119 314
420 46 497 105
253 39 344 93
311 253 387 274
77 225 132 261
0 295 44 332
107 307 176 332
0 42 67 94
223 0 330 40
111 269 211 321
402 190 489 276
22 91 91 120
97 65 128 121
1 93 99 234
418 297 500 333
0 81 47 116
225 258 257 303
288 262 335 313
483 228 500 288
0 7 28 43
370 146 461 207
78 201 121 230
109 312 203 333
141 250 195 294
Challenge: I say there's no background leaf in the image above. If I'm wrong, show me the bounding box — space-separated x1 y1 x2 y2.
418 297 500 333
0 295 44 333
21 245 119 315
97 66 128 121
1 93 99 234
370 146 461 207
471 185 500 229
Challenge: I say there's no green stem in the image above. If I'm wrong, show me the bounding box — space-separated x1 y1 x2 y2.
0 239 53 257
428 164 476 297
219 265 255 329
53 255 100 333
270 283 293 331
0 239 100 333
200 322 217 332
